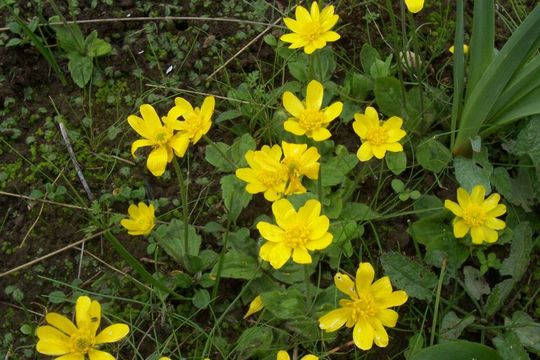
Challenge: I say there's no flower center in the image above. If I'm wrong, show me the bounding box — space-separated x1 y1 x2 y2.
299 109 325 131
284 225 310 248
260 168 286 188
462 205 486 227
366 126 388 146
184 109 204 136
153 128 173 145
70 330 95 354
304 23 323 42
351 293 377 322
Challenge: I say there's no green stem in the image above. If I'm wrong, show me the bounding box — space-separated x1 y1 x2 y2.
211 219 231 300
430 257 447 346
172 157 189 257
304 266 312 309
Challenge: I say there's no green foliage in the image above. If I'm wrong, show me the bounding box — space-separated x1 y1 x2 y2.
410 341 502 360
416 137 452 173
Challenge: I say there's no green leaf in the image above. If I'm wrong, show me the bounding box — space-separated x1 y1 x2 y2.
51 16 85 53
506 311 540 354
424 229 469 274
288 60 308 82
485 279 515 317
374 76 404 117
343 71 372 102
235 326 273 358
405 333 425 360
416 138 452 173
500 222 532 281
463 266 490 300
440 311 475 342
192 289 210 309
386 151 407 175
210 250 258 280
493 331 531 360
47 290 67 304
261 289 304 319
68 53 93 88
341 202 378 221
86 35 112 57
413 195 444 219
360 43 381 74
221 175 252 223
491 167 534 211
313 48 337 82
506 116 540 164
205 133 256 172
153 219 202 263
453 154 492 193
380 252 437 301
410 341 502 360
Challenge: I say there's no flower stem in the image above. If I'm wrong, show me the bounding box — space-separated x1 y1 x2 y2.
304 265 312 308
172 157 189 257
430 257 447 346
211 218 231 300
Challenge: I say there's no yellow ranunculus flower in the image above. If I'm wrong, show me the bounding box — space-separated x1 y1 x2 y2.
405 0 424 13
444 185 506 245
277 350 318 360
120 202 155 236
319 263 408 350
449 44 470 55
353 107 406 161
236 145 289 202
159 357 172 360
282 141 320 195
168 96 215 157
257 199 332 269
36 296 129 359
243 295 264 319
283 80 343 141
128 104 190 177
280 2 340 54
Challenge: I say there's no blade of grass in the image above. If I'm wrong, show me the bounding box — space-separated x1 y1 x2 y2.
450 0 465 149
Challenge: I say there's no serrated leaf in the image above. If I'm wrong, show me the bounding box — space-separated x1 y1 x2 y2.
500 222 532 281
440 311 475 342
416 138 452 173
410 341 502 360
380 252 437 301
485 279 515 317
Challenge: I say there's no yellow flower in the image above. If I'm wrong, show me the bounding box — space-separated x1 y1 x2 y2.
120 202 155 236
319 263 408 350
405 0 424 13
282 141 320 195
277 350 318 360
243 295 264 319
257 199 332 269
353 107 406 161
280 2 340 54
449 44 470 55
128 104 190 177
159 358 171 360
236 145 289 202
444 185 506 245
36 295 129 359
283 80 343 141
167 96 215 157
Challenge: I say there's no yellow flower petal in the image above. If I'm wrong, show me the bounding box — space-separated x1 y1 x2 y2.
36 325 70 344
364 107 380 128
147 145 169 177
169 133 190 158
130 139 153 158
283 91 305 118
370 318 389 347
470 185 486 204
257 222 285 243
321 31 340 42
311 127 332 141
45 313 77 335
283 17 302 33
371 144 387 159
292 247 312 264
482 193 501 212
127 115 152 139
457 187 470 208
272 199 296 228
334 272 356 299
259 241 276 262
471 226 485 244
356 262 375 292
201 96 215 122
140 104 162 133
95 324 130 344
323 102 343 122
284 120 307 136
370 276 392 299
357 142 373 161
383 116 403 130
485 217 505 230
308 216 330 239
306 80 324 110
385 142 403 153
386 129 407 142
353 119 368 138
483 227 499 243
405 0 425 13
243 295 264 319
295 5 311 23
379 290 408 308
56 354 85 360
487 204 506 217
277 350 291 360
269 242 292 269
319 307 351 332
87 349 115 360
36 339 71 355
444 200 463 217
306 233 332 250
376 309 399 327
298 199 321 223
301 355 319 360
453 219 470 238
174 97 193 113
75 296 92 329
353 319 374 350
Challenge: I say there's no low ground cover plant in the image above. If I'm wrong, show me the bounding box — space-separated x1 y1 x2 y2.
1 1 540 359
